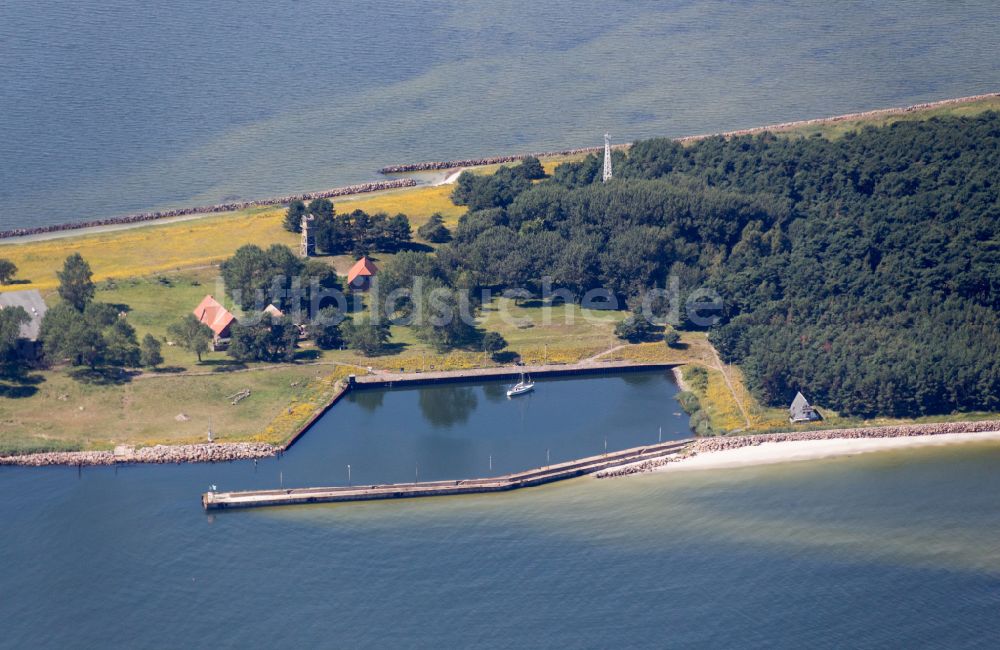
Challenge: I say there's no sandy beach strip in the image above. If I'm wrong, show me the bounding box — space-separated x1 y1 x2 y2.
660 430 1000 472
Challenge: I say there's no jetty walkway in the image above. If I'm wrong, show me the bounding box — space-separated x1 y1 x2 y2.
202 438 694 510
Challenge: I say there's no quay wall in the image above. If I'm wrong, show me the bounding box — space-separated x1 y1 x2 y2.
379 92 1000 174
0 179 416 241
352 362 674 389
0 363 675 467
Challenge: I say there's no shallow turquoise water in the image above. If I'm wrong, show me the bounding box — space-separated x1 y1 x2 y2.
2 1 1000 228
1 374 999 647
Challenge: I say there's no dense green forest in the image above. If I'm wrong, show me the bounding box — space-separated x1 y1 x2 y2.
437 113 1000 418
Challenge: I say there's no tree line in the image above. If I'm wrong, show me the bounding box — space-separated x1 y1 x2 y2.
419 114 1000 418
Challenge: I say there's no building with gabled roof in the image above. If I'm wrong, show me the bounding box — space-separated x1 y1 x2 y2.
347 257 378 291
789 391 821 423
193 295 237 345
0 289 48 360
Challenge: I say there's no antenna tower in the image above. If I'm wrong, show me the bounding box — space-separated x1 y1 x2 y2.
300 214 316 257
602 133 613 183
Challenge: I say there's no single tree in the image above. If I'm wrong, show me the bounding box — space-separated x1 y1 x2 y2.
220 244 275 312
57 253 95 310
481 331 508 360
343 314 391 356
283 200 307 233
311 306 344 350
386 213 412 250
614 311 657 343
0 306 29 358
103 318 141 367
168 314 214 362
664 327 681 348
73 327 108 369
308 198 335 220
412 284 479 353
140 334 164 368
228 314 298 363
0 258 18 285
519 156 546 180
417 213 451 243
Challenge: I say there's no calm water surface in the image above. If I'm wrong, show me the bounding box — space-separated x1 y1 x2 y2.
293 371 691 485
2 1 1000 228
4 3 1000 644
2 373 999 647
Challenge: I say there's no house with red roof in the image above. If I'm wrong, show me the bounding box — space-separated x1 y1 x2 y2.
193 295 237 348
347 257 378 291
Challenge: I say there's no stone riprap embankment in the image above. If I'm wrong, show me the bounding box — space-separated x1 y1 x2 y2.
594 455 684 479
0 179 416 240
0 442 279 467
596 419 1000 478
675 92 1000 144
689 420 1000 453
380 92 1000 175
377 145 628 174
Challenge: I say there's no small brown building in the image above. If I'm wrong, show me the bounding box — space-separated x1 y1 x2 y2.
193 295 237 349
347 257 378 291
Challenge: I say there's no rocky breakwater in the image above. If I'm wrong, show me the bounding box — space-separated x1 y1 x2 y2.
378 144 630 174
595 419 1000 479
688 420 1000 454
0 179 417 240
0 442 280 467
595 454 687 479
381 93 1000 176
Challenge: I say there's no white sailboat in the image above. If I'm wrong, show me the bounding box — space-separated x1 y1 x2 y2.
506 372 535 398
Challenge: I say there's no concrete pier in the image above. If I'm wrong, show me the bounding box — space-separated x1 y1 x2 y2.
202 438 694 510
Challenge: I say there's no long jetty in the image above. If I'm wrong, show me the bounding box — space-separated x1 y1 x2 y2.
202 438 693 510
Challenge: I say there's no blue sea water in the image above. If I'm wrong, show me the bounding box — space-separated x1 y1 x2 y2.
2 374 1000 648
2 1 1000 229
3 3 1000 646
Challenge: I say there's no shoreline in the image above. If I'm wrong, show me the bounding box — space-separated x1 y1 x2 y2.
379 92 1000 173
0 442 280 468
0 361 673 467
660 431 1000 472
597 420 1000 478
3 91 996 244
0 178 417 242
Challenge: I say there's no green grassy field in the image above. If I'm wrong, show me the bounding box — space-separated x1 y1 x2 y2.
0 269 683 453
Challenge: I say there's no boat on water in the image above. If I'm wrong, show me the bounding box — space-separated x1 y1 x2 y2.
506 373 535 398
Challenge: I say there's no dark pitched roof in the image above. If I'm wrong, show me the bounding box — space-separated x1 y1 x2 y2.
789 391 819 421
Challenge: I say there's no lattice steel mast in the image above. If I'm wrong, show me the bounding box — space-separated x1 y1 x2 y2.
602 133 613 182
